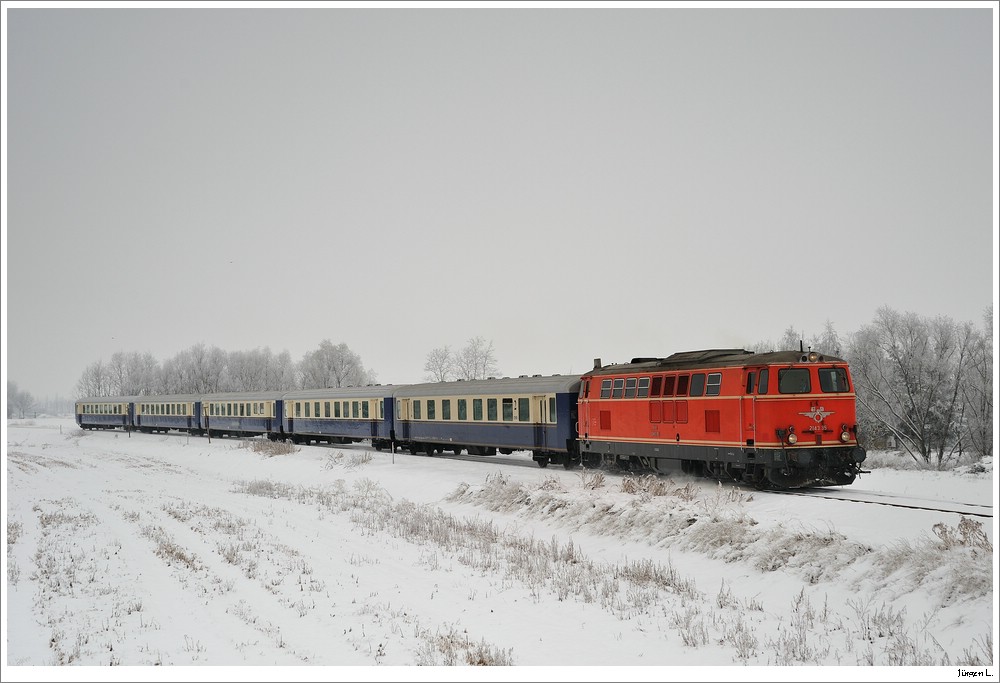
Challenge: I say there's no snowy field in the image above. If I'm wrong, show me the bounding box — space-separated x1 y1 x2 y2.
3 417 996 681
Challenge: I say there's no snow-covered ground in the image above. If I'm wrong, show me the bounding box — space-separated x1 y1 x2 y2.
3 417 996 681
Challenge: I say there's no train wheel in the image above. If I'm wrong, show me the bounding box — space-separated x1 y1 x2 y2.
537 458 549 468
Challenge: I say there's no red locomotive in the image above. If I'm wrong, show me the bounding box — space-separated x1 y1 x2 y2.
576 349 867 488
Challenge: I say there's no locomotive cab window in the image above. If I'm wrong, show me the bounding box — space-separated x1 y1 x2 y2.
600 380 612 399
819 368 850 393
624 378 637 398
612 378 625 399
778 368 811 394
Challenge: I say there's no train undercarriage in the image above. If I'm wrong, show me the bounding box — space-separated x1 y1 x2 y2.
567 441 868 489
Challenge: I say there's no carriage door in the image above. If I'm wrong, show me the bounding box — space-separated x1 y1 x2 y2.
533 395 547 450
398 399 411 440
741 369 760 452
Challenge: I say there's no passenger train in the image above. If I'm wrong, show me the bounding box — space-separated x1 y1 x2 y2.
75 348 868 489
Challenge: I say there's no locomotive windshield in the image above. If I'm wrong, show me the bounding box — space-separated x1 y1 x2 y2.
778 368 811 394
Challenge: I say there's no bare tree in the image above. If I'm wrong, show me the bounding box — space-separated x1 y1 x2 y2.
452 337 500 380
75 360 112 398
424 345 453 382
847 307 971 468
266 349 298 390
7 381 37 419
299 340 373 388
959 306 993 459
809 320 843 357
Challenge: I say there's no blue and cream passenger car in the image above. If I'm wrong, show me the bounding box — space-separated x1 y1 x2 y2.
75 396 139 431
199 391 285 438
281 385 397 448
391 375 582 467
135 394 203 434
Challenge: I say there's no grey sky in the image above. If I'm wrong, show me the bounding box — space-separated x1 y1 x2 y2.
5 6 997 400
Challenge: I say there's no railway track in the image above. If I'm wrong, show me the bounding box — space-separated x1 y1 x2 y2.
772 487 993 518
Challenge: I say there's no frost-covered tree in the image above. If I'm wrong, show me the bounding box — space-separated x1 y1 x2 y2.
265 349 298 391
809 320 843 357
160 344 227 394
452 337 500 380
75 360 113 397
8 381 37 418
424 346 453 382
959 307 993 459
846 307 972 468
299 340 373 388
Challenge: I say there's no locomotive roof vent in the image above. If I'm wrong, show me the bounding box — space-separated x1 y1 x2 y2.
593 358 602 369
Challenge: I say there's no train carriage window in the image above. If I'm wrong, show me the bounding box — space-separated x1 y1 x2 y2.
241 403 246 417
441 399 451 420
425 400 435 420
690 374 706 397
502 398 514 421
353 401 361 418
362 402 369 419
676 375 690 396
612 378 625 399
818 368 850 393
600 379 612 399
314 402 320 417
637 377 650 398
778 368 811 394
473 398 483 421
304 402 310 418
707 373 722 396
549 397 556 423
343 401 349 417
325 402 331 418
758 369 769 394
624 378 637 398
295 402 301 418
458 399 467 420
663 376 676 397
413 401 422 420
518 397 530 422
487 398 498 421
334 402 341 418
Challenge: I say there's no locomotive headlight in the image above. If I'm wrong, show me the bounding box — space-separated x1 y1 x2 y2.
787 432 798 445
840 431 850 443
807 351 819 362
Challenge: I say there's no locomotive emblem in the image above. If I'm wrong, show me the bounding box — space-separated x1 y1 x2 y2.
799 406 833 423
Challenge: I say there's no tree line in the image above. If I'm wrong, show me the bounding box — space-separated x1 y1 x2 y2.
74 340 375 398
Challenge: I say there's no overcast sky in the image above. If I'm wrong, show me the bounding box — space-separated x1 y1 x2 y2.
4 4 997 400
